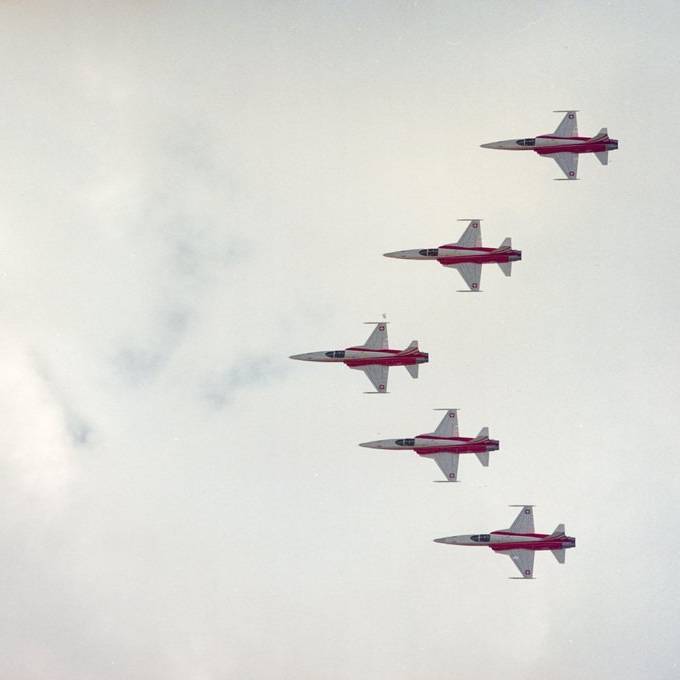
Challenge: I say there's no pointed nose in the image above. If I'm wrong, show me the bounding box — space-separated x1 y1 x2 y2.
289 352 320 361
433 538 448 544
359 440 383 449
383 250 409 259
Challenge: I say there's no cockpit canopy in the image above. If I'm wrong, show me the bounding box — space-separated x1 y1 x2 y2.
418 248 439 257
470 534 491 542
395 439 416 446
324 350 346 358
516 138 536 146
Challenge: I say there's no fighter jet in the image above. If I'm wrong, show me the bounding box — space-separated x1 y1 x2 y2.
434 505 576 579
383 219 521 292
480 110 618 180
359 409 497 481
289 322 428 393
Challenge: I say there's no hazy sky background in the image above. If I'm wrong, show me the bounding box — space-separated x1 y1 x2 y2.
2 2 680 678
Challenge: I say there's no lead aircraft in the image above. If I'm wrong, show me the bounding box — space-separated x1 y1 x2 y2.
289 322 428 393
384 219 521 292
434 505 576 579
359 408 498 481
481 111 618 180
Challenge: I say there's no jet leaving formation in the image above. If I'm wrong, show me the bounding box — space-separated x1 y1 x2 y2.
360 409 498 482
289 110 613 578
434 506 576 579
384 219 521 292
481 110 618 180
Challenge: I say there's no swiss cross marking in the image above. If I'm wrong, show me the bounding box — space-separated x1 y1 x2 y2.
569 171 575 176
472 283 478 289
568 114 574 119
525 508 531 514
379 384 385 391
449 473 456 479
473 223 478 228
378 325 385 331
524 569 531 576
449 413 455 418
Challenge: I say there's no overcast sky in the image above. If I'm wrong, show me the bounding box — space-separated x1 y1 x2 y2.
2 2 680 678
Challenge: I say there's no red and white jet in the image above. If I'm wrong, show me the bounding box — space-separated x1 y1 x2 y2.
359 408 498 481
289 322 428 393
481 110 619 180
434 505 576 579
384 219 521 292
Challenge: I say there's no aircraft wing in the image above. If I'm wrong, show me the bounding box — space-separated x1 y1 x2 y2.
507 505 535 534
456 219 482 248
448 262 482 291
433 409 459 437
553 111 578 137
429 452 460 481
362 322 388 349
551 152 579 180
504 549 535 578
358 364 388 393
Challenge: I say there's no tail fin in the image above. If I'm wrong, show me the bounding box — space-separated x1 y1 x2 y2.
550 523 565 537
497 261 512 277
551 549 566 564
404 364 419 379
590 127 608 141
472 426 489 442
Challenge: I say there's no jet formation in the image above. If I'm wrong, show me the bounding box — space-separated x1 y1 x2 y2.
384 219 521 292
481 110 618 180
359 409 498 482
434 505 576 579
288 111 608 578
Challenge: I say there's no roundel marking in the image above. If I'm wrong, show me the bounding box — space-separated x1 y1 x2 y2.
569 171 575 176
568 113 574 119
524 569 531 576
449 473 456 479
473 223 478 228
379 384 385 391
524 508 531 514
449 413 455 418
472 283 478 289
378 325 385 331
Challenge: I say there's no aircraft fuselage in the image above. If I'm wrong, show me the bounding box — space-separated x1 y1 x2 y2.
360 434 499 456
384 245 522 266
481 134 619 155
434 531 576 552
290 346 429 368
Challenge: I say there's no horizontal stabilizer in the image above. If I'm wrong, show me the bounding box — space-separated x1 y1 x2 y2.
550 523 565 537
591 127 608 140
472 426 489 442
475 452 489 467
595 150 609 165
551 548 566 564
403 340 418 352
405 364 419 379
499 237 512 249
498 261 512 277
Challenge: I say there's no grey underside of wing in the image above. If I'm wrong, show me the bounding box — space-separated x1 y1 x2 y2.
433 410 459 437
554 112 578 137
430 452 460 481
448 263 482 291
551 152 578 179
508 506 535 534
457 221 482 248
361 364 388 392
506 549 535 578
363 324 388 349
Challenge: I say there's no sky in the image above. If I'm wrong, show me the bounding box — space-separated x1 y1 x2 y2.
2 1 680 678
